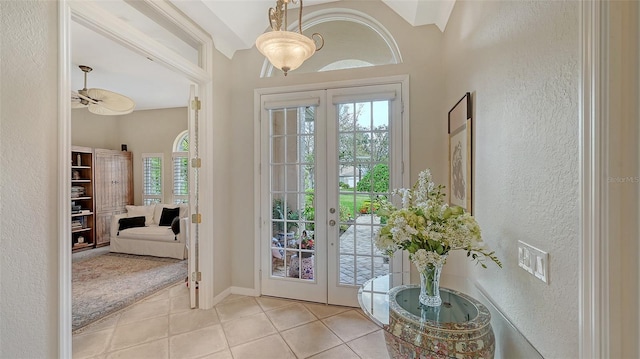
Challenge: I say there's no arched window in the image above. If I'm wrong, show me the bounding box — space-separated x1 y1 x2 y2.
261 9 402 78
172 130 189 204
173 130 189 152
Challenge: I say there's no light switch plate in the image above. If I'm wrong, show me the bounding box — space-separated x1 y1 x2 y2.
518 240 549 283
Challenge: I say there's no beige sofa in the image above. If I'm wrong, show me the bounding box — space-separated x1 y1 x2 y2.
110 203 189 260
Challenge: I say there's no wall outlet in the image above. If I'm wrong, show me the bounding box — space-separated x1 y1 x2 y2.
517 240 549 283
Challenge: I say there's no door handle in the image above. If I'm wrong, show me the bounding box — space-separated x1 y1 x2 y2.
329 208 336 214
329 219 336 226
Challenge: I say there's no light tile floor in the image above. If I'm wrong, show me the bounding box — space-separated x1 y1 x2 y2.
73 283 390 359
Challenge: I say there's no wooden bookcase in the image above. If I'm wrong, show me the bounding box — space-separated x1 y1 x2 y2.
71 146 95 251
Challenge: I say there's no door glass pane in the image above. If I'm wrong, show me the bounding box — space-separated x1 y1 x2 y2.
355 102 372 130
337 100 391 286
270 107 317 281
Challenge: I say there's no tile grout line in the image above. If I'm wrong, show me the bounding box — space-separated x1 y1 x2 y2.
110 284 179 358
75 284 384 359
213 304 233 358
263 300 312 358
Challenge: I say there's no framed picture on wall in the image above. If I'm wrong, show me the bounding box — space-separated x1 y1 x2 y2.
448 92 472 213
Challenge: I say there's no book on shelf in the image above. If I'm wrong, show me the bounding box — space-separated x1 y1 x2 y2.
71 220 83 229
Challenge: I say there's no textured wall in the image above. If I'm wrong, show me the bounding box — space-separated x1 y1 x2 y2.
71 109 120 149
442 1 579 357
0 1 59 357
117 107 188 205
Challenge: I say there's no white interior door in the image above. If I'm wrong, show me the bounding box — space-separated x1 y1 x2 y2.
260 84 404 305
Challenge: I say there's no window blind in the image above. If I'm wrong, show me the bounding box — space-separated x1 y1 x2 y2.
172 152 189 204
142 154 163 205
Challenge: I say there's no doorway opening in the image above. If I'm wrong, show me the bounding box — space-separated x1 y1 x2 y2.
59 1 213 356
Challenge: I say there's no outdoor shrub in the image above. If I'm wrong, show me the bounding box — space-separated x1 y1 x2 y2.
359 199 381 214
339 205 351 232
356 164 389 193
303 191 315 231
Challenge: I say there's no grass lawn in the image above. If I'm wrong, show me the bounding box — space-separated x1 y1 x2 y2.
339 190 371 218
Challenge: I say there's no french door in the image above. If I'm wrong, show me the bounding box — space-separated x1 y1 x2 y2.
260 83 405 306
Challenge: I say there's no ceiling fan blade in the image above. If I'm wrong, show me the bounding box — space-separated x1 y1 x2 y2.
71 94 88 109
87 104 134 116
72 66 136 116
71 101 88 109
86 88 135 114
71 90 96 108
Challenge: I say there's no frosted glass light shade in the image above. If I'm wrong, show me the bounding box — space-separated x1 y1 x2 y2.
256 30 316 75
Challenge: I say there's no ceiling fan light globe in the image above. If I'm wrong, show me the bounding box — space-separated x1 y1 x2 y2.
256 30 316 75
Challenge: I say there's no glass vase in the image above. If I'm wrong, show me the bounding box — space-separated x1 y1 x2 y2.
418 261 445 307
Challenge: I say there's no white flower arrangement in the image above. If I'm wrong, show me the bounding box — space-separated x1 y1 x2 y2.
374 169 502 272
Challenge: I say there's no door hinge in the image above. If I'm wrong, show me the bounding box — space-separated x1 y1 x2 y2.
191 213 202 224
191 97 201 110
192 271 201 281
191 158 201 168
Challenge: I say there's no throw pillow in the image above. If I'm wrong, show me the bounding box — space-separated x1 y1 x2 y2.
118 216 146 235
153 204 179 225
171 217 180 240
125 205 154 225
159 207 180 226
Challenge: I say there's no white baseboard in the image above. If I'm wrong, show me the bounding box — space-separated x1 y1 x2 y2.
211 287 232 306
210 286 259 306
230 286 259 297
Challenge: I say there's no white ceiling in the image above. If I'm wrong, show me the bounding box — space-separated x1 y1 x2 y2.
71 0 455 111
71 20 193 111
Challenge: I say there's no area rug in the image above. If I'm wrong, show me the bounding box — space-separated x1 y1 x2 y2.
72 252 187 331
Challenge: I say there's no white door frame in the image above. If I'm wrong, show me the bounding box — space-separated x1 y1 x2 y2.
579 0 608 357
579 0 640 357
253 75 410 300
58 1 214 357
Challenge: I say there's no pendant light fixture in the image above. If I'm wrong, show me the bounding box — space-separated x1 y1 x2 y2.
255 0 324 76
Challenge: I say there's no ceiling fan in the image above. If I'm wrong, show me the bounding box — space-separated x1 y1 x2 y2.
71 65 135 115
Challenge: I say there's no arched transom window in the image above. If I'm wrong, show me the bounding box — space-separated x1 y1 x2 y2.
261 9 402 78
